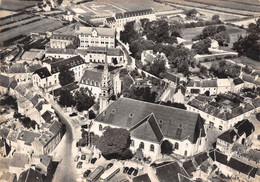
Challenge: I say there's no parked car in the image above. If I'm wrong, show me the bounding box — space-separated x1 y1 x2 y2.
69 112 77 117
83 170 91 178
106 163 113 170
76 161 83 168
127 167 135 175
74 155 80 162
81 154 86 160
133 169 138 176
91 158 97 164
123 167 129 174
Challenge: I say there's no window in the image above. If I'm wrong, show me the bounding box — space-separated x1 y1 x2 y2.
219 125 223 131
129 113 134 118
131 140 134 147
150 144 154 152
111 109 116 114
99 124 102 131
139 142 144 149
184 150 187 156
175 142 179 150
209 122 214 129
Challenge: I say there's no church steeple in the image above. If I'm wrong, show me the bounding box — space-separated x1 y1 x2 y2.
100 46 113 112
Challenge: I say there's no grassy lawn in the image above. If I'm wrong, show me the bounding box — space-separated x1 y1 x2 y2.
231 57 260 71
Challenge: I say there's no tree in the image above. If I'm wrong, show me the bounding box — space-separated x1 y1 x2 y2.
213 31 230 46
59 89 73 107
96 127 133 160
192 38 211 54
73 87 95 112
161 140 173 155
184 9 198 17
88 110 96 119
58 65 75 86
212 15 220 21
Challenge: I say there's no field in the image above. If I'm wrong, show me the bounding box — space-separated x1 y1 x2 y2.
0 0 39 11
0 10 18 18
182 25 246 48
0 18 63 46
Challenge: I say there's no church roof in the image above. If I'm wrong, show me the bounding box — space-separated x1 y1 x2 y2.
95 97 205 143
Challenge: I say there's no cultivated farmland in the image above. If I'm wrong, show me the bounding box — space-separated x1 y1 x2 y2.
0 0 40 11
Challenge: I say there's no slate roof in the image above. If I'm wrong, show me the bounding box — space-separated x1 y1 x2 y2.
29 64 43 72
51 82 79 97
155 162 189 182
35 100 47 111
33 67 51 79
41 111 53 123
106 17 116 24
8 65 26 73
50 55 85 74
51 34 76 41
9 80 18 89
209 150 257 177
194 152 208 166
0 128 10 138
242 73 260 85
163 72 180 84
17 130 41 145
233 77 244 85
0 74 12 88
46 48 76 55
217 129 239 144
133 173 151 182
6 130 19 143
14 84 27 96
234 119 255 137
182 160 196 175
252 97 260 108
30 94 42 106
75 27 115 37
95 97 205 143
80 69 103 85
115 9 154 19
77 46 123 56
129 114 163 143
174 85 186 95
18 168 43 182
187 79 217 88
49 121 62 136
10 153 29 168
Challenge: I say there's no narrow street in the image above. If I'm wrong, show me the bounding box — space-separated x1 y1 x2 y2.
51 104 77 182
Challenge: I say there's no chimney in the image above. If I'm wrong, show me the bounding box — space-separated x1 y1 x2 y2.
233 135 237 142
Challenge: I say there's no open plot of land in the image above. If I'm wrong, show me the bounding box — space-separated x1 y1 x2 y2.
0 10 18 18
0 0 39 11
0 13 32 26
230 18 260 28
0 16 40 30
0 18 63 45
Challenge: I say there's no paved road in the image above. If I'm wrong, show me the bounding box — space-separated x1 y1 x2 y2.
52 104 77 182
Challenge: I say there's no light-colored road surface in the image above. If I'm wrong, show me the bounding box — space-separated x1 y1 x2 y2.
52 104 77 182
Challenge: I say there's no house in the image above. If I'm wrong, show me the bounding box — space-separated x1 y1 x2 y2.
233 77 245 93
17 168 43 182
0 172 17 182
9 152 30 177
163 72 181 85
133 173 152 182
173 84 186 104
241 73 260 88
187 94 257 131
0 75 14 95
31 155 52 176
32 56 86 92
104 9 156 31
75 26 116 48
49 34 78 49
49 82 79 99
155 162 191 182
186 79 217 96
17 130 41 153
77 46 124 65
79 67 121 99
216 119 255 152
209 149 259 181
92 97 206 159
45 48 77 59
217 78 233 94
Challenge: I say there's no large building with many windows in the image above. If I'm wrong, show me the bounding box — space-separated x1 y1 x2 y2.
75 26 116 48
91 97 206 159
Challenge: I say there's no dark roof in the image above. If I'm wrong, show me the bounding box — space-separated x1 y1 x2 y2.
9 80 18 89
46 48 76 55
0 75 11 88
187 79 217 88
253 97 260 108
49 121 62 135
80 69 103 85
182 160 196 175
133 173 151 182
30 94 41 106
163 72 180 84
41 111 53 123
17 130 41 144
50 82 79 97
156 162 189 182
233 77 244 85
95 97 205 143
35 101 47 112
106 17 116 24
18 168 43 182
217 129 239 144
174 85 186 95
234 119 255 137
50 55 85 74
0 128 10 138
78 46 123 56
194 152 208 166
51 34 76 41
29 64 43 72
33 67 51 79
129 114 163 143
115 9 154 19
209 150 227 165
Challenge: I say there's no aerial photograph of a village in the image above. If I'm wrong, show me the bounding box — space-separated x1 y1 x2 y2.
0 0 259 181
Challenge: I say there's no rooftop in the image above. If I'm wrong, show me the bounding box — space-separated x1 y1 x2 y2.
0 74 13 88
51 34 76 41
115 9 154 19
80 69 103 85
163 72 180 84
50 82 79 97
217 129 239 144
46 48 76 55
75 26 115 37
95 97 205 143
17 130 41 145
77 46 123 56
18 168 43 182
10 152 29 168
33 67 51 79
41 110 53 123
133 173 152 182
